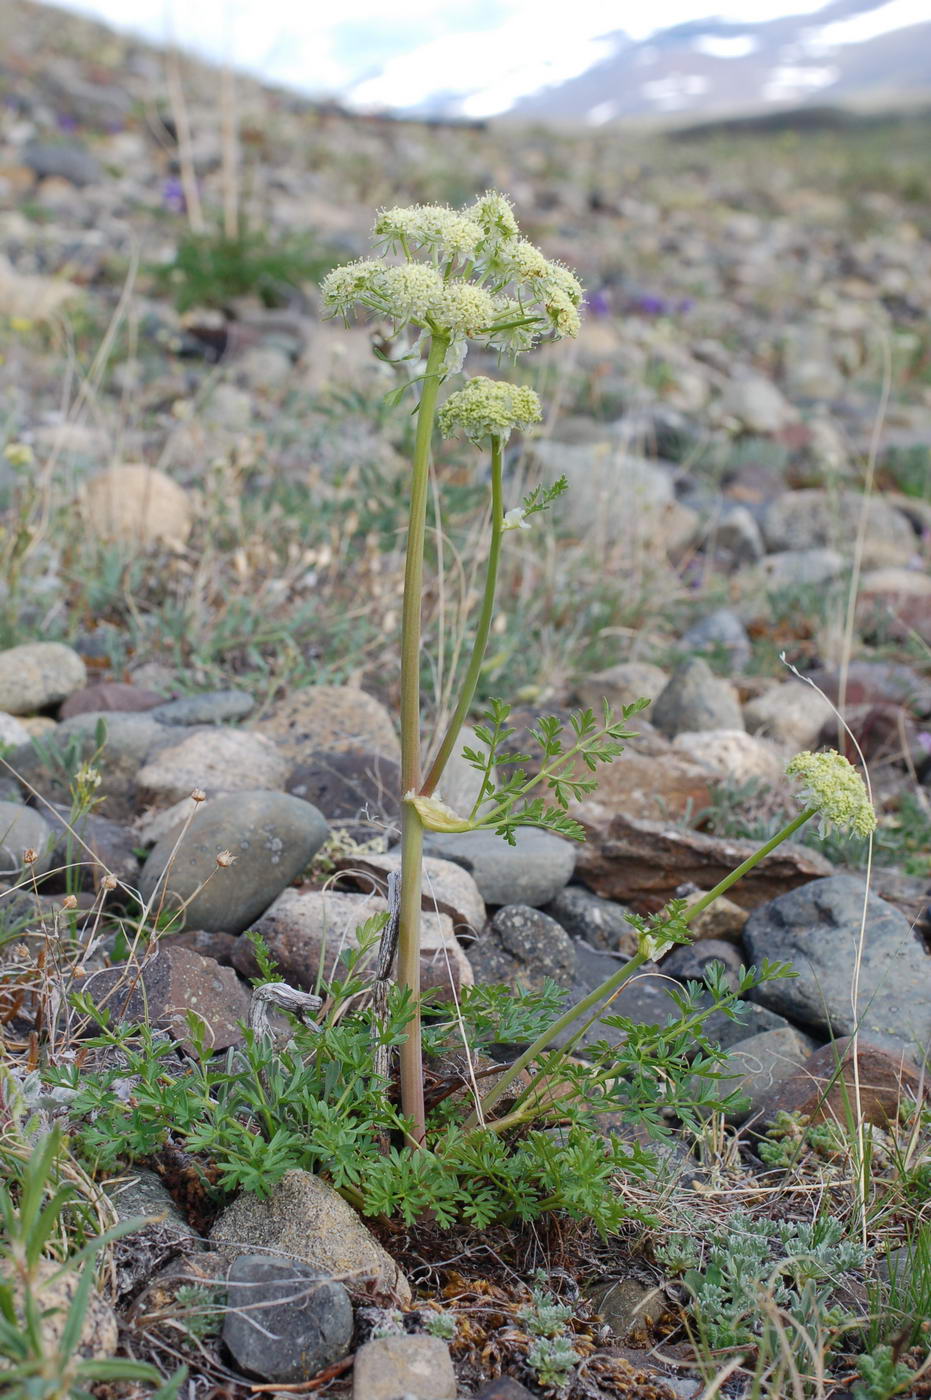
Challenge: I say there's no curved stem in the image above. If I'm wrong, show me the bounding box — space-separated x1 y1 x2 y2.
398 334 449 1145
468 806 818 1132
422 436 504 798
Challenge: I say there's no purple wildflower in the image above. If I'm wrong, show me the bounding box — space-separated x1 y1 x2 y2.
163 177 186 214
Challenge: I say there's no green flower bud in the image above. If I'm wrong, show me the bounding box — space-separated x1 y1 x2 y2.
375 205 483 260
542 286 582 339
468 190 519 247
320 258 387 317
785 749 877 838
431 283 497 337
438 376 542 443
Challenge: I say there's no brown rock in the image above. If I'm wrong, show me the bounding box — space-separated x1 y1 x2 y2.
583 751 714 823
287 747 400 831
352 1335 456 1400
682 891 748 942
168 929 239 965
574 808 832 913
80 464 193 547
59 682 164 720
752 1036 929 1130
82 946 250 1053
265 686 399 765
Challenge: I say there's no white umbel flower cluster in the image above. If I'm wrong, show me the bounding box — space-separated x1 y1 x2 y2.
786 749 877 838
321 190 584 367
438 377 542 444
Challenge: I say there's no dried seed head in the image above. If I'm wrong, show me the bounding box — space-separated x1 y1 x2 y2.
101 874 118 891
191 788 207 803
23 848 38 866
216 849 236 867
61 895 78 910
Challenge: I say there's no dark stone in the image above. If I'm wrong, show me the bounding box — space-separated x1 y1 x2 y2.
287 747 399 834
23 142 102 186
469 905 577 995
222 1254 352 1384
59 683 164 720
41 803 141 894
744 875 931 1053
680 608 751 672
473 1379 538 1400
661 939 744 992
423 828 575 906
699 1001 792 1053
542 886 638 954
651 658 743 737
82 946 250 1053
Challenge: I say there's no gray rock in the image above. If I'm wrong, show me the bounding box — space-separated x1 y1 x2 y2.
104 1168 200 1294
0 712 31 748
652 658 743 737
721 374 792 434
706 506 765 568
352 1335 456 1400
222 1255 352 1383
542 885 638 954
572 662 669 715
264 685 399 765
662 939 744 991
0 801 53 879
23 142 102 186
700 1002 793 1053
572 946 683 1045
718 1027 819 1123
137 729 289 806
7 711 177 819
588 1276 667 1342
210 1169 410 1301
287 747 400 835
423 828 575 907
0 642 86 715
744 875 931 1053
762 490 915 567
743 681 835 749
140 791 328 933
148 690 255 726
760 547 846 589
680 609 751 672
469 905 577 994
43 803 140 894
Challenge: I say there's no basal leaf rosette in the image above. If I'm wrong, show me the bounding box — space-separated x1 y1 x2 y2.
785 749 876 839
320 191 584 369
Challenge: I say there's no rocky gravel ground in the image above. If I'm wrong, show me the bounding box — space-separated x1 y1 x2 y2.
1 3 931 1398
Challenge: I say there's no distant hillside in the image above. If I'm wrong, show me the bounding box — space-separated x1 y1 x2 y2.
499 0 931 125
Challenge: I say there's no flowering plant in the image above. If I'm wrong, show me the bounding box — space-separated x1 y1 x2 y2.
322 192 876 1149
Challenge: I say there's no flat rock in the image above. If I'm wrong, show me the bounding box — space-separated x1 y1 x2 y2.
233 887 472 998
751 1036 929 1130
264 686 399 764
758 547 846 590
80 465 193 548
148 690 255 726
59 682 163 720
140 791 329 933
762 489 915 568
0 642 86 715
700 1001 793 1054
469 904 577 995
137 728 289 805
210 1169 410 1302
652 659 743 737
352 1335 456 1400
672 729 787 786
542 885 639 954
423 827 575 907
222 1255 353 1383
332 851 485 938
0 801 53 878
82 946 250 1053
744 875 931 1054
588 1276 667 1343
721 373 793 434
575 807 832 913
804 660 931 719
23 141 102 186
743 681 836 749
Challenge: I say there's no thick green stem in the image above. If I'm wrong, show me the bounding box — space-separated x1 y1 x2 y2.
422 437 504 798
469 806 817 1132
398 334 449 1145
681 808 815 925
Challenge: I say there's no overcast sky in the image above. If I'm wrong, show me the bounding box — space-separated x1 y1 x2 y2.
47 0 929 116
